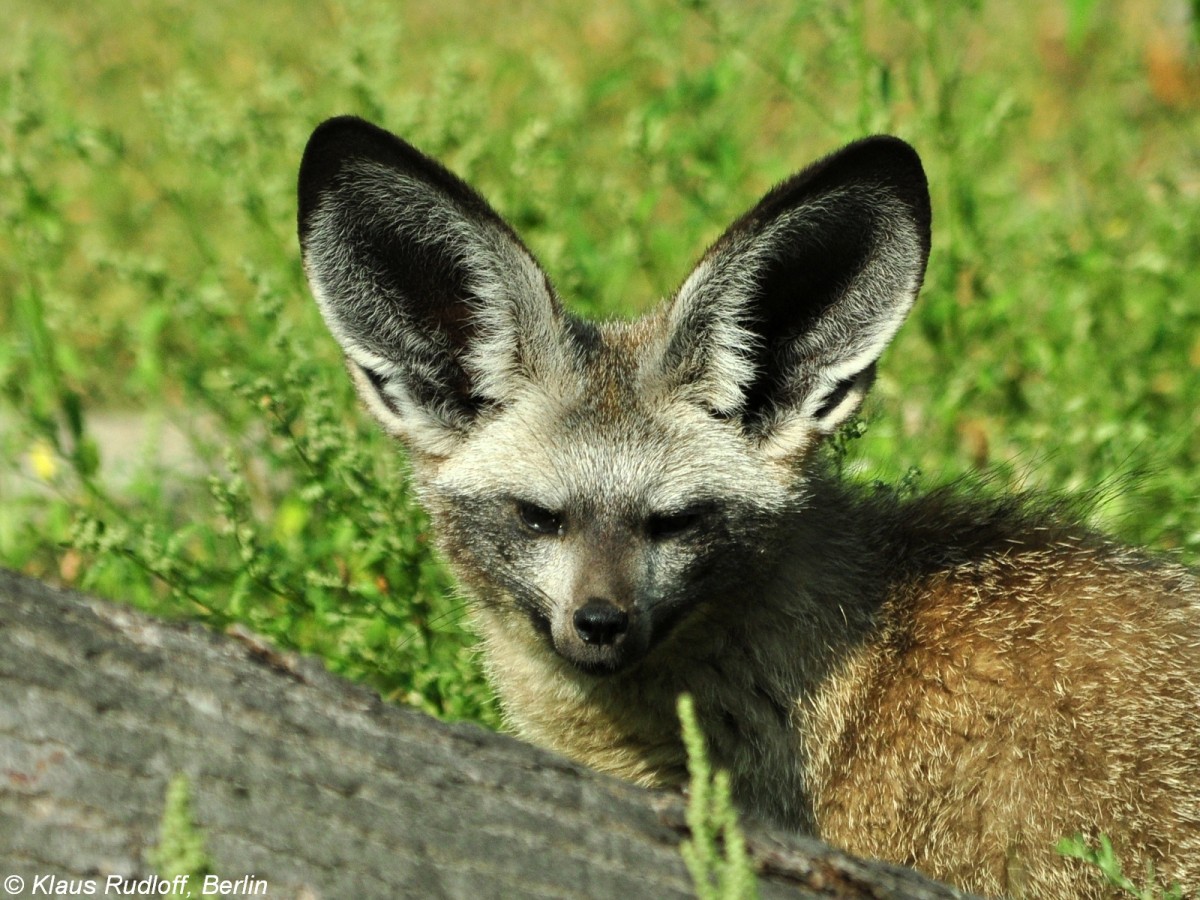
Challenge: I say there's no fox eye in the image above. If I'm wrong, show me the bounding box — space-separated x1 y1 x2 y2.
646 507 706 540
517 501 564 536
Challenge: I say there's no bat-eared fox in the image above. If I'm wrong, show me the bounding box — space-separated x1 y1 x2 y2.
297 116 1199 897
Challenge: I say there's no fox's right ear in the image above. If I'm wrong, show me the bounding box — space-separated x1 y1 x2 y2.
657 136 931 460
298 116 573 459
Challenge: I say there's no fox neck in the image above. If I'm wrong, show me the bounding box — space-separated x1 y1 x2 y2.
470 473 884 832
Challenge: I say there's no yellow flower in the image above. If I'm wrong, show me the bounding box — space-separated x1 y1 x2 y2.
29 439 58 481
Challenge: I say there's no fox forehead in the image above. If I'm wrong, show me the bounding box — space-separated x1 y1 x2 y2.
428 320 794 514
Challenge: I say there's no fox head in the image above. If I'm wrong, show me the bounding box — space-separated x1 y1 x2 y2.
298 117 930 677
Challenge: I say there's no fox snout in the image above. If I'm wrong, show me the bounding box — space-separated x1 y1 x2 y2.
543 540 657 675
550 595 651 675
574 599 629 645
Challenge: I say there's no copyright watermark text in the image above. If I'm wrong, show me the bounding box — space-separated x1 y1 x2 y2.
3 875 269 897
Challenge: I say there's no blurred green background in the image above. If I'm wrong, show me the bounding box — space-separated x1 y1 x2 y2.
2 0 1198 723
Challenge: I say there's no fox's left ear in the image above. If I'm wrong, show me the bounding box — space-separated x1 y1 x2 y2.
296 116 574 460
656 136 931 458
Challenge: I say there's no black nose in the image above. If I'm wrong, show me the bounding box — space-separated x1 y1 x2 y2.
573 599 629 646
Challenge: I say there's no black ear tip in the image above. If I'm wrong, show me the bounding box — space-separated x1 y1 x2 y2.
297 116 500 250
849 133 922 160
749 134 931 247
303 115 396 163
812 135 931 255
298 116 400 241
837 134 927 193
834 134 922 168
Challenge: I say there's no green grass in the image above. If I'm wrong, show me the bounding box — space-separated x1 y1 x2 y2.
150 774 213 889
678 694 758 900
1058 834 1185 899
2 0 1199 730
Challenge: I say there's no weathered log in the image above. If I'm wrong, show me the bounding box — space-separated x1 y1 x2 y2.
0 569 976 899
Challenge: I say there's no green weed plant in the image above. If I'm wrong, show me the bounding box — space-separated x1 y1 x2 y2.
149 774 213 889
1058 834 1186 899
678 694 758 900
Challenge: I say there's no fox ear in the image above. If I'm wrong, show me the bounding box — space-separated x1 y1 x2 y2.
298 116 573 458
658 136 931 458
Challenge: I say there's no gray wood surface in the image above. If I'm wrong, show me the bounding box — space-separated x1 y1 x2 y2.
0 569 976 899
